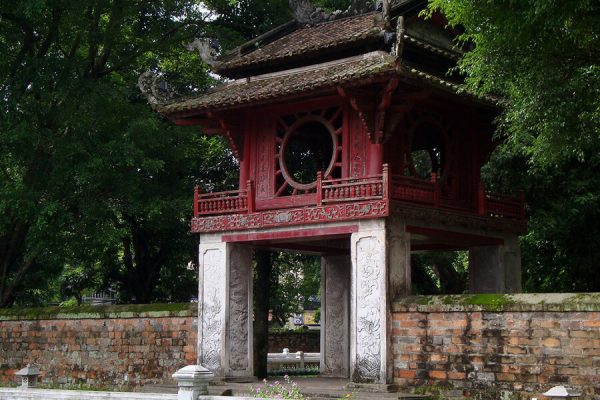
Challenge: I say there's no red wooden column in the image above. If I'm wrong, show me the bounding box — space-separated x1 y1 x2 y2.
367 142 384 175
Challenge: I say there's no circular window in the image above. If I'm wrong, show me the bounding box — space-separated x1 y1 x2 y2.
407 122 444 179
279 117 337 190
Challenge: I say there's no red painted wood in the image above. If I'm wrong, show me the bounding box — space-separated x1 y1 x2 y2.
186 82 524 234
222 225 358 243
247 180 255 213
256 194 317 211
367 142 383 175
191 199 389 233
316 171 323 206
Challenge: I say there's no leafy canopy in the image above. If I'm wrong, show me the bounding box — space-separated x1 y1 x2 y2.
427 0 600 166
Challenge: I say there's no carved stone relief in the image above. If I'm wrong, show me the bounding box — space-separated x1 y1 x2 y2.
354 236 383 382
228 246 251 372
192 199 388 233
321 256 349 377
200 248 224 372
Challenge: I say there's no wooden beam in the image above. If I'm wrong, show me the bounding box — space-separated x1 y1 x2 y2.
207 111 244 160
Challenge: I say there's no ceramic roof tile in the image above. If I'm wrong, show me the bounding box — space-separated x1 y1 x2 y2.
159 51 398 115
214 13 385 74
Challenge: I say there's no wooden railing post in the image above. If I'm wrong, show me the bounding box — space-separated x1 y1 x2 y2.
316 171 323 206
477 182 486 215
247 180 255 213
194 186 200 217
382 163 390 199
431 172 440 207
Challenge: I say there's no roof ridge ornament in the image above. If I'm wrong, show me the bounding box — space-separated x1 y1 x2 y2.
289 0 376 25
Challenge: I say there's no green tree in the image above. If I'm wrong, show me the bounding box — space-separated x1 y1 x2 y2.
0 0 237 306
426 0 600 165
269 252 320 326
428 0 600 291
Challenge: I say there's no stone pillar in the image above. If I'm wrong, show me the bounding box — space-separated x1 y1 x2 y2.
198 235 253 379
469 234 521 293
349 218 411 384
320 255 350 378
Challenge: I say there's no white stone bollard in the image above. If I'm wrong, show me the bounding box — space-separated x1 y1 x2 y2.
172 365 214 400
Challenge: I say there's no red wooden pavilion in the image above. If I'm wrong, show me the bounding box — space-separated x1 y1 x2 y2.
157 0 525 385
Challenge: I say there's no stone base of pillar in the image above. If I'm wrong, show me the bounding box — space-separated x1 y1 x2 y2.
172 365 213 400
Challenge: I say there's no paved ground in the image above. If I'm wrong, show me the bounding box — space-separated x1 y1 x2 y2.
137 377 431 399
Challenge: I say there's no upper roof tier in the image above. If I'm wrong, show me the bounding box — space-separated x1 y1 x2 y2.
214 12 385 79
156 0 496 118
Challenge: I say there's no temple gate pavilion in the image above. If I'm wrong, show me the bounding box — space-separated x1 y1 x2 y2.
157 0 526 385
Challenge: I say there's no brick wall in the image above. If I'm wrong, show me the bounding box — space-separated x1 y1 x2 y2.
0 304 197 388
392 293 600 399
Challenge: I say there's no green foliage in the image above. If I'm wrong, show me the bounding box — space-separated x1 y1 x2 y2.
483 143 600 292
428 0 600 292
0 0 237 306
204 0 292 50
427 0 600 166
266 252 321 326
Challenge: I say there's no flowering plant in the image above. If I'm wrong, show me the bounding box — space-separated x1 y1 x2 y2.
249 375 304 399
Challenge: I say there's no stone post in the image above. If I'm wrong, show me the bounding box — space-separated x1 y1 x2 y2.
320 255 350 378
469 234 521 293
198 235 253 379
172 365 213 400
349 218 411 384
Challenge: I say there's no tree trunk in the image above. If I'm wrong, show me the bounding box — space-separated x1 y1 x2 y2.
253 250 272 379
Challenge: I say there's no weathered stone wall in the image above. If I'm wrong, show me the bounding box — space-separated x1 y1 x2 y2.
268 330 320 353
392 293 600 399
0 304 197 388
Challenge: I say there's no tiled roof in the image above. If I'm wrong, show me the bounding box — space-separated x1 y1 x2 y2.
213 13 385 75
159 51 398 115
398 63 499 105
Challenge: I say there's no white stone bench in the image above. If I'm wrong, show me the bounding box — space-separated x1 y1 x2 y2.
267 349 320 371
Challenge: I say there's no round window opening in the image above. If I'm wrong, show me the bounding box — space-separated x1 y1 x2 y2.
409 122 444 180
280 118 336 190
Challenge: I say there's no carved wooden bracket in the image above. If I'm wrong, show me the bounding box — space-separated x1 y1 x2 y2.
206 112 244 160
338 78 406 144
173 113 244 160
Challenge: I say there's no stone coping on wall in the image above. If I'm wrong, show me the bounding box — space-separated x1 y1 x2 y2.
0 303 197 321
392 292 600 313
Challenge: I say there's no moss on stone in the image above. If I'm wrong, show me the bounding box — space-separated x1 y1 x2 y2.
0 303 196 321
464 294 515 308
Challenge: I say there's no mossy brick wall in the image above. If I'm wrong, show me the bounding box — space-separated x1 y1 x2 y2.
392 293 600 400
0 303 197 388
268 330 320 353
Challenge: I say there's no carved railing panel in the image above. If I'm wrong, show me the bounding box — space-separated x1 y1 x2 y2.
195 188 249 216
192 170 525 222
319 174 384 204
390 175 436 205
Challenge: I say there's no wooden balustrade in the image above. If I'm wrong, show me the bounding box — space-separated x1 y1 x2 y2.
390 174 436 205
318 173 384 204
193 170 525 221
194 186 249 216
